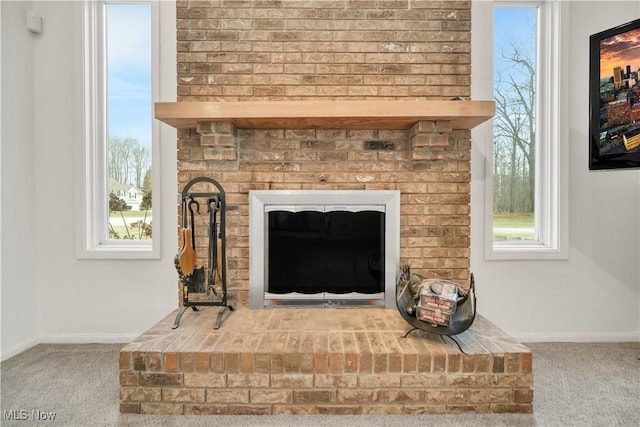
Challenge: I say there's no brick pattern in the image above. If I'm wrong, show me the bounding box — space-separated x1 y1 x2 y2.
176 0 471 101
179 122 471 303
175 0 475 304
120 309 533 415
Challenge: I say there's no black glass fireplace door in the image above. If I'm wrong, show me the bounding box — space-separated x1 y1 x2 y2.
267 210 384 295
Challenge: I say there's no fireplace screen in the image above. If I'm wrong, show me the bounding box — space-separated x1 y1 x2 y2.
267 210 384 295
249 190 400 309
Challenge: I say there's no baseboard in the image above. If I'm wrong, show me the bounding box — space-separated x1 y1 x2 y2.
4 332 637 361
38 333 139 344
1 337 38 362
1 334 140 361
515 331 640 343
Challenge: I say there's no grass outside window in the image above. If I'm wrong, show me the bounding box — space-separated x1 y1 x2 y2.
493 212 534 241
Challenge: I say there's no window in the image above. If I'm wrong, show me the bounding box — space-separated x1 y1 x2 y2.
472 0 568 260
492 6 537 243
106 3 152 241
77 0 160 258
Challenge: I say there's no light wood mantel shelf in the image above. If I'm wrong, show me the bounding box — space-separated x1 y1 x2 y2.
154 100 494 130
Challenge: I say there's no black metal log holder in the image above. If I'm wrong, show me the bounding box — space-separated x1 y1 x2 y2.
395 265 476 354
172 177 234 330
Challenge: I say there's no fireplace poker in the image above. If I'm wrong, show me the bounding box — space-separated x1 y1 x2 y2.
206 196 221 297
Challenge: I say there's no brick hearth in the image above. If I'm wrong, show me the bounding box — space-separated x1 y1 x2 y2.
119 308 532 415
121 0 529 416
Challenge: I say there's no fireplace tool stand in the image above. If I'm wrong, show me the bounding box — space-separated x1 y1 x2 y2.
173 177 234 330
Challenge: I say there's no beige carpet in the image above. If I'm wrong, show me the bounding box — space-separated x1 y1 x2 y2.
1 342 639 426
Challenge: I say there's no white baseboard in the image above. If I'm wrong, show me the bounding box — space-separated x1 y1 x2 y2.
1 337 38 362
515 331 640 343
1 334 139 361
3 332 638 362
38 333 139 344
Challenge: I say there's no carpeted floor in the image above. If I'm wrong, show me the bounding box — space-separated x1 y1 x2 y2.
1 342 638 426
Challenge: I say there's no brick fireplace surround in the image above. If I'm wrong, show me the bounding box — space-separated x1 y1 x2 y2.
119 0 533 415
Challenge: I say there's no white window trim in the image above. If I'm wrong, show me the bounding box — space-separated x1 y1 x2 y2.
76 0 161 259
472 0 569 260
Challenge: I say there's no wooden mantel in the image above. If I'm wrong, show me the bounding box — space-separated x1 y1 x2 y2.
154 100 494 130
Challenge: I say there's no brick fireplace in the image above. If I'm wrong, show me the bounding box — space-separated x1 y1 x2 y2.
177 111 480 304
172 0 481 303
118 0 534 416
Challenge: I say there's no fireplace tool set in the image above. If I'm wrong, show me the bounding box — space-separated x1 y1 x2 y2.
173 177 234 330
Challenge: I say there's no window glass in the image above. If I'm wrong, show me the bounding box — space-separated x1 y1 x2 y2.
106 3 152 241
492 6 537 243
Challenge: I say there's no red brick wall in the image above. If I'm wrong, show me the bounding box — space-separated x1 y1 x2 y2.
175 0 473 304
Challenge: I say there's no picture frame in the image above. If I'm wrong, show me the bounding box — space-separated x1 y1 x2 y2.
588 18 640 170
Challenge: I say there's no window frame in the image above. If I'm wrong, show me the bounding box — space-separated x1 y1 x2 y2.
76 0 161 259
472 0 569 261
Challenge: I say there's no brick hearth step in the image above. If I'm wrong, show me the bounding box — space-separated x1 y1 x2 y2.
120 307 532 415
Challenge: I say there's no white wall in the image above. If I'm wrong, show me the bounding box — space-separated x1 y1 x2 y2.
1 2 638 360
471 1 640 341
1 1 39 359
1 1 177 360
35 1 178 345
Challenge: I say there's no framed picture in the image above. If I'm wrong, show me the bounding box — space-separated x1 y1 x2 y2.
589 18 640 170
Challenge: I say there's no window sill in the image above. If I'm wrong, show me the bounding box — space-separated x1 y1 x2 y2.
76 241 159 260
486 242 568 261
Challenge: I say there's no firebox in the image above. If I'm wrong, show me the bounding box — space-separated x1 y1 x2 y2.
249 190 400 308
